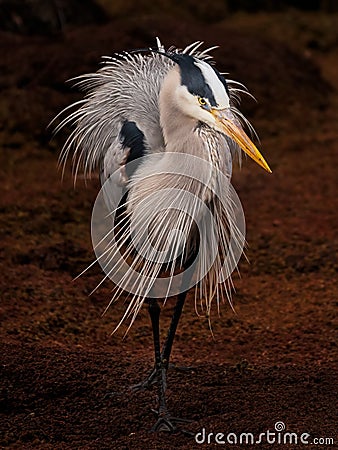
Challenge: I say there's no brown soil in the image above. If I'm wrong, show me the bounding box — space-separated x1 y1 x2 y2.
1 11 337 450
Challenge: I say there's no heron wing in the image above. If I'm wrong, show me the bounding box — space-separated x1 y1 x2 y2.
56 51 173 184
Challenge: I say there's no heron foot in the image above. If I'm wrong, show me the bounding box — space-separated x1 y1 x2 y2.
103 388 128 400
131 362 194 392
130 367 157 392
150 411 193 434
169 362 195 373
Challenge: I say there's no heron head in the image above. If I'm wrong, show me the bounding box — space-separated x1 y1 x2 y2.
170 54 271 173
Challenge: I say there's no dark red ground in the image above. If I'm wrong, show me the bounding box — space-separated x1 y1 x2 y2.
0 11 337 449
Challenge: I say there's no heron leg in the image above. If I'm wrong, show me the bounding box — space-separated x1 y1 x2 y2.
161 289 187 367
161 257 196 369
129 298 158 391
130 290 189 392
147 296 193 433
147 298 170 428
148 298 166 410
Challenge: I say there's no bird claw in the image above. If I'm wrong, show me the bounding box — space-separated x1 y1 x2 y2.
169 362 195 373
103 389 125 400
150 414 193 433
130 361 194 392
130 378 156 392
130 368 157 392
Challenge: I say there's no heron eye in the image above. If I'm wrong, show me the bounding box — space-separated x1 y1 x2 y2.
198 97 207 106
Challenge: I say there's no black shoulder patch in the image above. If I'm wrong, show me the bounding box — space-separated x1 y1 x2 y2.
172 54 218 107
120 120 146 178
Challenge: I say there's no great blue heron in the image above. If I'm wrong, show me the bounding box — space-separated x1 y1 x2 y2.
55 39 271 432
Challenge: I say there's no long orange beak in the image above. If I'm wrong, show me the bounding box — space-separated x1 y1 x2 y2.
212 109 272 173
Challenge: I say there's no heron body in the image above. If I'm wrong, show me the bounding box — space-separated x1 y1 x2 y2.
56 39 271 432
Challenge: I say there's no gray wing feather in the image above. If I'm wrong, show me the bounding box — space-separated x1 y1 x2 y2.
58 51 173 182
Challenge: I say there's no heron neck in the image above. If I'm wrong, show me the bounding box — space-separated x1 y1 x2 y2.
162 115 201 154
159 97 205 157
159 68 202 156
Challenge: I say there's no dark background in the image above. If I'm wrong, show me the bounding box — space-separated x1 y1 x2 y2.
0 1 337 449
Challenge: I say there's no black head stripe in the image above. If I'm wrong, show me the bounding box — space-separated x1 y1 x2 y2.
132 49 228 106
171 54 218 107
132 49 228 105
